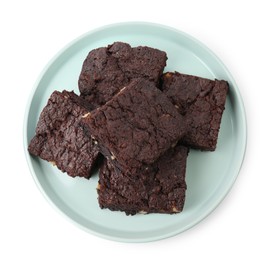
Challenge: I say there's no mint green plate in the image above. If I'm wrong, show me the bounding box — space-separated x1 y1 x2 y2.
23 22 246 242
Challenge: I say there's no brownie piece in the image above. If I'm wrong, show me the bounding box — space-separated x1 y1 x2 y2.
161 72 228 151
81 78 187 177
28 90 99 178
98 145 189 215
78 42 167 107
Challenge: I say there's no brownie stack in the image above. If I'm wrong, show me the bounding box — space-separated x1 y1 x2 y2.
28 42 228 215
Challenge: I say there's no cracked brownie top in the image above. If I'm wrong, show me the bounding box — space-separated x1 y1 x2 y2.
81 78 186 175
78 42 167 108
161 72 228 151
98 145 189 215
28 90 99 178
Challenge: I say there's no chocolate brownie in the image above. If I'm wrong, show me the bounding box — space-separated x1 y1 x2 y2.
78 42 167 107
28 90 99 178
98 145 188 215
81 78 187 177
161 72 228 151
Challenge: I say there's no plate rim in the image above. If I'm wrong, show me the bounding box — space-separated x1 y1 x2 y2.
23 21 247 243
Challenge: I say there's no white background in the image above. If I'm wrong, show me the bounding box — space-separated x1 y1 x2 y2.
1 0 271 259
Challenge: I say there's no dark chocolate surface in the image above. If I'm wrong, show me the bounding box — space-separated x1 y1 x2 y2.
161 72 228 151
28 90 99 178
78 42 167 107
98 145 189 215
81 78 187 176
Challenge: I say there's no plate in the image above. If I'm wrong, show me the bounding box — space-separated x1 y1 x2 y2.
23 22 247 242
